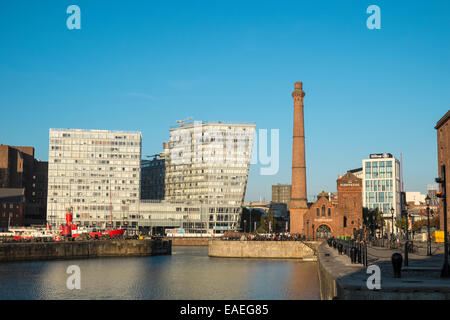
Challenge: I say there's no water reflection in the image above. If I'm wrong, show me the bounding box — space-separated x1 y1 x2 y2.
0 246 319 300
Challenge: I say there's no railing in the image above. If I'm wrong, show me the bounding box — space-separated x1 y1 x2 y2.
327 237 368 266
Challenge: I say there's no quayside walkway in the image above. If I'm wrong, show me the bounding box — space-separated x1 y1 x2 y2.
318 240 450 300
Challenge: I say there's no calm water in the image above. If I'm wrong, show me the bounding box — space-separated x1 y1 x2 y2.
0 246 319 300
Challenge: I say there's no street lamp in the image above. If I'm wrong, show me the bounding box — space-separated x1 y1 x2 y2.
405 203 409 241
390 206 395 241
425 195 432 256
243 219 247 234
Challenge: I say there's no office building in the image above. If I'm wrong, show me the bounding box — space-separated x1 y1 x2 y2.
272 184 292 209
163 121 255 233
362 153 401 232
47 129 142 228
141 154 166 200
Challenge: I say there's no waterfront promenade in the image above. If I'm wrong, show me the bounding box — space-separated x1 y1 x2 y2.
318 241 450 299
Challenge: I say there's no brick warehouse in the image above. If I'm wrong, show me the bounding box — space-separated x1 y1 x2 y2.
436 110 450 233
0 145 48 226
303 171 363 239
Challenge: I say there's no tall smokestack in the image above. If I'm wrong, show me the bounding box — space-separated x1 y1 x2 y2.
290 81 308 234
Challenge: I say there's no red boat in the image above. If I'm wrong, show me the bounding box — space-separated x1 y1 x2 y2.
59 209 126 240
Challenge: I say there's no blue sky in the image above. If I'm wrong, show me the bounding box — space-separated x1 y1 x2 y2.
0 0 449 201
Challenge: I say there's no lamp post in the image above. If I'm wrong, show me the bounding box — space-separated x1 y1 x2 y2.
404 203 409 242
244 219 247 234
425 195 432 256
249 208 252 233
390 206 395 242
306 220 309 240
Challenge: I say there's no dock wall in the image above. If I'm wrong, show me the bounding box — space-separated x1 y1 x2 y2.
0 239 171 262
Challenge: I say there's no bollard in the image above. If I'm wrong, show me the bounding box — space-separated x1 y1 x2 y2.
404 241 409 267
350 246 357 263
357 243 362 264
338 243 343 255
392 253 403 278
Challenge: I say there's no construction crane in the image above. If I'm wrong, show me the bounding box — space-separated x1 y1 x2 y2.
176 117 193 126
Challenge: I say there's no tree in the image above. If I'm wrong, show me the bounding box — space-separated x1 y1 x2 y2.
412 216 440 232
395 217 408 232
363 207 383 237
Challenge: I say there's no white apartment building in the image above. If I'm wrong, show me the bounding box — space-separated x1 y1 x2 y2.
47 129 142 228
405 191 426 205
362 153 401 232
163 121 255 233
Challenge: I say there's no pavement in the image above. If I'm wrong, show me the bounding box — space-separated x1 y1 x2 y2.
318 241 450 298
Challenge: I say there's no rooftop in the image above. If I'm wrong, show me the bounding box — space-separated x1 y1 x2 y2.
435 110 450 129
49 128 142 135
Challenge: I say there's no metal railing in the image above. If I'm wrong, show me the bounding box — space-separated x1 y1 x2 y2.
327 237 368 266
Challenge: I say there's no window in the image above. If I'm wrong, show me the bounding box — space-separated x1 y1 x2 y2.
328 208 331 217
316 208 319 217
343 216 347 228
322 205 326 216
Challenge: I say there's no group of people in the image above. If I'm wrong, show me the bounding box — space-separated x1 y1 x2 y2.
222 232 305 241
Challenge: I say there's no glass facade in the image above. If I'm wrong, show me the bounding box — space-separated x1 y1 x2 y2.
164 122 255 233
47 129 142 228
362 156 401 216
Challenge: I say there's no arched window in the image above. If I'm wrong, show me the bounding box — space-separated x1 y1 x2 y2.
343 216 347 228
316 208 319 217
328 208 331 216
322 205 325 216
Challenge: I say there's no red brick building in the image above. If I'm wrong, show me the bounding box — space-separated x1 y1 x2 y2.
0 188 25 230
435 110 450 232
303 172 363 239
0 145 47 226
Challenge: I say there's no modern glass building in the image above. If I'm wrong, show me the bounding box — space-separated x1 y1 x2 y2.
47 129 142 229
163 121 255 233
362 153 401 231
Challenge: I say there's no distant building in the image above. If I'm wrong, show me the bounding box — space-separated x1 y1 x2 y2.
47 129 142 229
427 185 440 206
362 153 401 233
435 110 450 232
272 184 291 209
346 168 363 180
0 144 35 196
0 188 25 230
405 191 426 205
0 145 48 225
141 154 166 200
